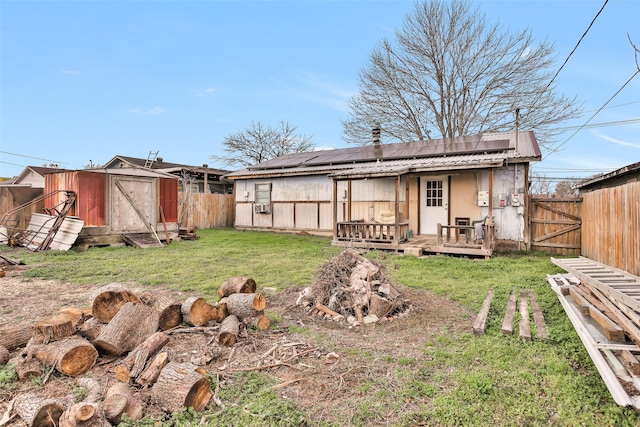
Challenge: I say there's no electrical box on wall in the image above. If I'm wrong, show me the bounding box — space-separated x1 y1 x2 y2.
477 191 489 206
511 193 521 206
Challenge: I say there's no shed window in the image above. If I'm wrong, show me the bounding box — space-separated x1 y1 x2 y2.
255 183 272 205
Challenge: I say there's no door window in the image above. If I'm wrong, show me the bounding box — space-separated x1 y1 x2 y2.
425 180 443 207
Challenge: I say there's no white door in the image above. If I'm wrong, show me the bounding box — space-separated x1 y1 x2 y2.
420 176 449 235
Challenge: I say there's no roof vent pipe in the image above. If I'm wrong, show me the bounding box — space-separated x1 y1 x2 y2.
372 123 381 147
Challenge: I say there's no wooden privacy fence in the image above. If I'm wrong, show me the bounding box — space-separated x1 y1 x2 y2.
580 181 640 277
527 196 582 255
178 193 234 229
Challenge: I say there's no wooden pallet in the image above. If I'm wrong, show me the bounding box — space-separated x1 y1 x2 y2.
122 233 163 249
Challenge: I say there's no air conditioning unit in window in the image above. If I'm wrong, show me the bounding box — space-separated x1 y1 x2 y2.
254 203 271 214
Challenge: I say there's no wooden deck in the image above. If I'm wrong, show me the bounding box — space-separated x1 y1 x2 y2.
333 222 495 258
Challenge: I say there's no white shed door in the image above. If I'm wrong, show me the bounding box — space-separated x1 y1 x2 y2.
420 176 448 235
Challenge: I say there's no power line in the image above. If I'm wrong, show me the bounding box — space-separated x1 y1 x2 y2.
555 117 640 131
0 150 69 165
531 0 609 108
0 160 28 168
547 69 640 156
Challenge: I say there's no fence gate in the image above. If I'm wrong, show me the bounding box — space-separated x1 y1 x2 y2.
528 196 582 255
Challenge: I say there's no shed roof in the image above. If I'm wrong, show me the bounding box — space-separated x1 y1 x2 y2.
105 155 229 176
226 131 541 180
576 161 640 189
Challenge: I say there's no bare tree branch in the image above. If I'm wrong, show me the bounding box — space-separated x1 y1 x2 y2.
342 0 582 148
212 120 314 169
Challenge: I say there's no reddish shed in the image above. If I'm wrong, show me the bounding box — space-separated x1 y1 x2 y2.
44 168 179 248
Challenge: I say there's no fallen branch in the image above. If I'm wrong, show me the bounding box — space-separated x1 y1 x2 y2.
271 378 302 390
231 348 318 372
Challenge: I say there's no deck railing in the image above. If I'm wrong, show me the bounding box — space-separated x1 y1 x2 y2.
436 223 495 251
335 221 409 244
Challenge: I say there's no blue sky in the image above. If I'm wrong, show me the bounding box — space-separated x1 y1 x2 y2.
1 0 639 183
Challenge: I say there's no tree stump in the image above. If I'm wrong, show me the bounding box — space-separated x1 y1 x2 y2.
223 293 267 321
103 382 144 424
151 362 211 412
93 302 159 355
14 393 67 427
33 313 75 343
59 403 109 427
29 336 98 377
91 283 141 323
0 325 34 350
57 307 89 327
140 292 183 331
114 331 169 381
218 315 240 347
136 351 169 387
217 276 257 298
0 345 9 365
181 297 212 327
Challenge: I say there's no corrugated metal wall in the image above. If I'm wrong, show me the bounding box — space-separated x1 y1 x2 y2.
581 181 640 276
159 178 179 222
45 171 107 226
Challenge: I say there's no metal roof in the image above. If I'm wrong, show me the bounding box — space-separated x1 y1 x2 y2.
576 161 640 189
106 155 230 175
226 131 541 180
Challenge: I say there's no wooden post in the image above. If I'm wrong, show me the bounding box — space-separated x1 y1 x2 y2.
332 179 338 243
394 175 400 245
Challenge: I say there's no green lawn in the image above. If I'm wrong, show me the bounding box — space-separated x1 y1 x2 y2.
2 228 638 426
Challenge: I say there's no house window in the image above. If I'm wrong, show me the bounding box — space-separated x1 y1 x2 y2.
255 183 272 205
425 180 443 207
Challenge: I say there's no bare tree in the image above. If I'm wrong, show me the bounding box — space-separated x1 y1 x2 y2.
554 180 579 197
529 172 551 196
342 0 581 147
212 120 314 169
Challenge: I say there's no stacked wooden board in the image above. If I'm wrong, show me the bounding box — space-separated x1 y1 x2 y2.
549 256 640 409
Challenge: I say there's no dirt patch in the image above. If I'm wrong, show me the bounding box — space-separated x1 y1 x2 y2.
0 263 474 426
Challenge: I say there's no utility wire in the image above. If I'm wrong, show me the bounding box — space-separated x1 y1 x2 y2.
0 150 69 165
547 69 640 156
531 0 609 108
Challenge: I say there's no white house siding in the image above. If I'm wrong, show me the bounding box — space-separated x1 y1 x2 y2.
17 170 45 188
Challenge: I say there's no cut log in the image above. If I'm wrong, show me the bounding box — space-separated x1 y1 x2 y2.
59 403 109 427
182 297 213 327
368 295 392 319
15 356 43 380
473 288 494 336
136 351 169 387
519 290 531 341
115 331 169 381
14 393 67 427
224 293 266 321
244 314 271 331
501 289 517 335
0 345 9 365
217 276 257 298
91 283 141 324
218 315 240 347
0 325 34 350
209 303 228 323
140 292 183 331
76 378 103 404
57 307 89 327
93 302 159 355
103 383 144 424
33 313 75 343
76 318 104 343
151 362 212 412
28 336 98 377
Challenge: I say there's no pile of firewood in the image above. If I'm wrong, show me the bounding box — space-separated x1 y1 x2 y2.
0 277 269 426
296 250 411 326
